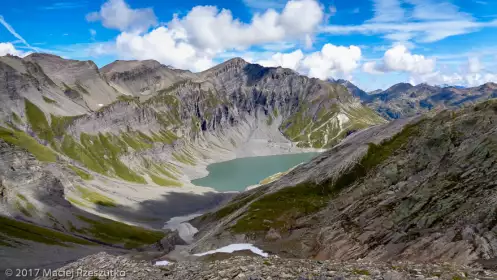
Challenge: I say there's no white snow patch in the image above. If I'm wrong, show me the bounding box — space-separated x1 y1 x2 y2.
155 260 171 266
98 104 104 107
194 243 269 257
163 214 201 243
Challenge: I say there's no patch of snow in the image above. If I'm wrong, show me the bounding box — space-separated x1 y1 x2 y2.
194 243 269 257
155 260 171 266
163 214 201 243
164 213 202 226
98 104 104 107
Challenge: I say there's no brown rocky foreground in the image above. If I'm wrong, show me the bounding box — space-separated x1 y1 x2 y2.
36 252 497 280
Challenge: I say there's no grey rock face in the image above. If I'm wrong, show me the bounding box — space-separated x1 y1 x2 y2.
24 53 121 110
101 59 196 98
101 60 195 98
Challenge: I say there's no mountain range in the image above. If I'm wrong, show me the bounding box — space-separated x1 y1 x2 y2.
2 53 497 277
338 79 497 119
0 53 384 271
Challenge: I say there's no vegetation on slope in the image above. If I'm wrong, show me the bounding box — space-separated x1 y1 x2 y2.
231 122 420 233
172 150 196 165
281 98 385 148
68 165 93 180
75 185 116 207
61 133 146 183
18 100 179 184
15 194 36 217
25 99 55 145
0 126 57 162
76 215 165 249
42 96 57 104
149 174 182 187
51 114 82 138
11 112 23 124
0 215 94 247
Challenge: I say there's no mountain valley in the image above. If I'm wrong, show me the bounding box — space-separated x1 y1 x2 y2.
2 53 497 279
0 53 384 274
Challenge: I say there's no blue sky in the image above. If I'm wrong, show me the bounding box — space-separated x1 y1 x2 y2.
1 0 496 90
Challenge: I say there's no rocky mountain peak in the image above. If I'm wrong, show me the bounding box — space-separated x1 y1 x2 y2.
200 57 249 77
481 82 497 90
24 52 63 60
385 82 414 92
224 57 248 66
101 59 163 75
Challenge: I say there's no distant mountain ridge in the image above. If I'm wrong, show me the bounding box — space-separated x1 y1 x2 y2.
338 79 497 119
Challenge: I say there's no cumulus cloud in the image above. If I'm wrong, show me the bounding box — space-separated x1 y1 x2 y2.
301 44 362 79
115 27 214 71
256 44 362 80
257 50 304 70
168 0 323 52
410 57 497 87
0 42 26 57
86 0 157 32
363 61 383 74
89 0 324 71
364 45 435 75
410 72 497 87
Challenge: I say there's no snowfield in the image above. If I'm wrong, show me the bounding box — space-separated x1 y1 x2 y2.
193 244 269 257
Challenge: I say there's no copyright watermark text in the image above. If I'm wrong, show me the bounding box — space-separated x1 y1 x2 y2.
4 268 126 278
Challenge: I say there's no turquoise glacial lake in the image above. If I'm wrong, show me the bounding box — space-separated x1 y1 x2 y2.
191 152 320 192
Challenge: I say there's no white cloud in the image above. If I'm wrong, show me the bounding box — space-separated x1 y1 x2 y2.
0 42 27 57
115 27 214 71
409 57 496 87
468 57 482 73
301 44 362 79
257 49 304 70
86 0 157 32
169 0 323 52
369 0 405 23
405 0 473 21
91 0 324 72
260 42 296 52
0 16 35 50
256 44 362 80
322 0 497 43
364 45 435 75
322 19 497 43
410 72 497 87
382 45 436 74
363 61 383 74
